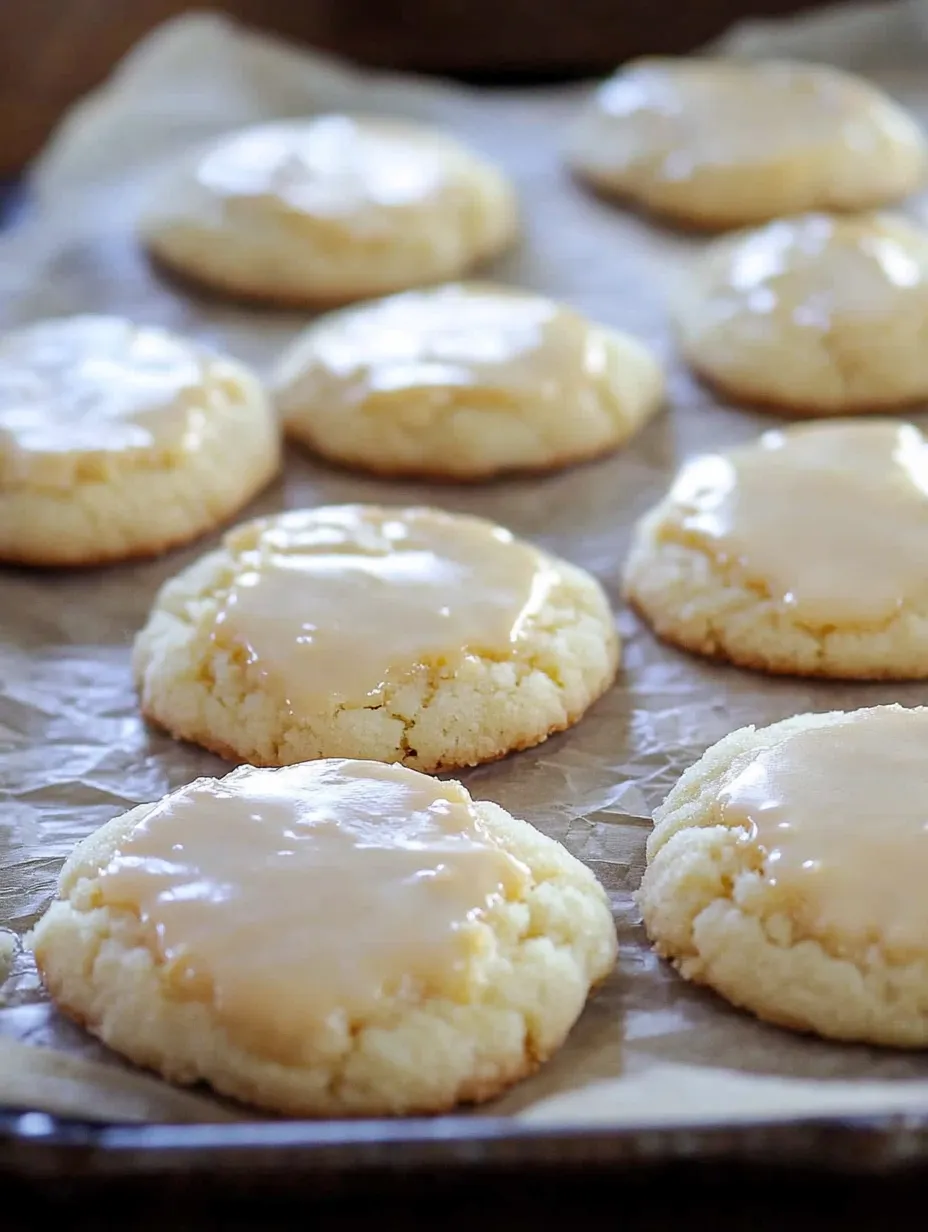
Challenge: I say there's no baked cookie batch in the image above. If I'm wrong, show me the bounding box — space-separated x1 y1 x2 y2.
13 58 928 1118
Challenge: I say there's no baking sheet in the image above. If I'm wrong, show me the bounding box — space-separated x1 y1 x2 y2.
4 1 928 1134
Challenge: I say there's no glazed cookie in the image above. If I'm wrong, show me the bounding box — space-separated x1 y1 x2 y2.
32 759 618 1116
140 116 518 307
274 282 664 480
567 58 926 229
0 315 279 567
623 419 928 679
678 212 928 414
639 705 928 1047
134 504 619 769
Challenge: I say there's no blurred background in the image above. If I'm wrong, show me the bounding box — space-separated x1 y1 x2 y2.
0 0 852 175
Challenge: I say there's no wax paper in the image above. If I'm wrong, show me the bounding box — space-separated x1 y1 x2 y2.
3 1 928 1128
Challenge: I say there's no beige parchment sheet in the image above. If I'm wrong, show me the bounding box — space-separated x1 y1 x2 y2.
4 1 928 1129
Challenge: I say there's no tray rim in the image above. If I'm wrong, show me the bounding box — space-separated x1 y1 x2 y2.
4 1106 928 1181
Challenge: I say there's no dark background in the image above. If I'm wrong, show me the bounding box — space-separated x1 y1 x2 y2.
0 0 868 175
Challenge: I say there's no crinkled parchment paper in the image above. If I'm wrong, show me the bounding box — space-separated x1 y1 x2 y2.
4 0 928 1129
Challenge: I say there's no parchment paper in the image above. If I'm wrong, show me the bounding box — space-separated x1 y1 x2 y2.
4 1 928 1131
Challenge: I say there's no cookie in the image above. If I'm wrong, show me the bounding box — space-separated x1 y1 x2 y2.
274 282 664 481
623 419 928 679
134 504 619 770
639 704 928 1047
678 212 928 414
31 759 618 1116
567 58 926 230
0 315 280 568
139 116 518 307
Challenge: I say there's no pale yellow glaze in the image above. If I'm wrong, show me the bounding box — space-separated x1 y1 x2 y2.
274 284 612 415
141 117 517 307
584 58 918 182
664 420 928 625
720 707 928 958
695 213 928 332
212 506 559 710
0 316 208 485
98 760 531 1054
196 117 454 228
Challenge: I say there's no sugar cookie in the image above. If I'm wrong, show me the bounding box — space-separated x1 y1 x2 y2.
32 759 618 1116
639 705 928 1047
567 58 926 230
623 419 928 679
679 212 928 414
274 282 663 480
134 504 619 769
0 315 280 567
140 116 518 307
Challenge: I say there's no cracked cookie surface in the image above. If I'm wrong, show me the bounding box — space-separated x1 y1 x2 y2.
622 419 928 680
677 212 928 414
133 504 619 770
639 705 928 1047
31 759 618 1116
